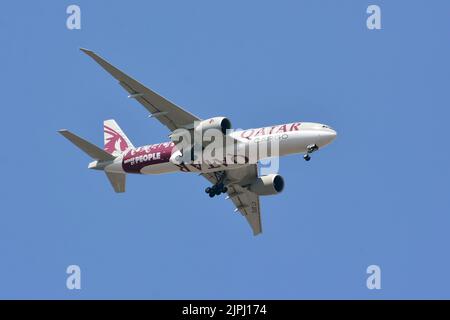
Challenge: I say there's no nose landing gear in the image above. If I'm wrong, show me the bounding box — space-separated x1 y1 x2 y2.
304 144 318 162
205 183 228 198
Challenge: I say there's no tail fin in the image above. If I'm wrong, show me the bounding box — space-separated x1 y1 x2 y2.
58 129 115 161
103 119 134 156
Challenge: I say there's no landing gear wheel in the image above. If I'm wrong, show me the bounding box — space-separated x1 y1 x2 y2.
304 154 311 161
206 182 227 197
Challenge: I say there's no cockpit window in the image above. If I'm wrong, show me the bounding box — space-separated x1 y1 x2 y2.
322 125 329 129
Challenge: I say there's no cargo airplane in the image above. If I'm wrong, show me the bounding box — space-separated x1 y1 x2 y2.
59 49 337 235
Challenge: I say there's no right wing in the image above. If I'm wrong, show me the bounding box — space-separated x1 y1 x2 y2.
80 48 201 132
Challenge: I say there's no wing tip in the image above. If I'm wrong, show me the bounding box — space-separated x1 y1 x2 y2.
79 47 93 54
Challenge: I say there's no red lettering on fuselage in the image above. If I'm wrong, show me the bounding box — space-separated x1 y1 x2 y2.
241 129 254 139
254 127 266 136
276 124 287 134
290 122 301 131
238 122 301 139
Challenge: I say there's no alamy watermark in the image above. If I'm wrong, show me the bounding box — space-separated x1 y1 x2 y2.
367 5 382 30
160 120 284 174
66 265 81 290
66 5 81 30
366 265 381 290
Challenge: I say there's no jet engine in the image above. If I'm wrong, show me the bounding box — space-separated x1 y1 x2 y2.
249 174 285 196
194 117 232 135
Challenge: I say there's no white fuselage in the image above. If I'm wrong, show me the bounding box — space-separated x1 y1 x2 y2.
103 122 337 175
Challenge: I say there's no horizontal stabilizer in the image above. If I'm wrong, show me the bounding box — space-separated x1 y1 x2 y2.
105 171 126 193
58 129 115 161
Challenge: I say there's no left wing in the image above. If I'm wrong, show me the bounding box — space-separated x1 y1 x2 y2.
228 184 262 236
202 165 262 236
80 48 201 132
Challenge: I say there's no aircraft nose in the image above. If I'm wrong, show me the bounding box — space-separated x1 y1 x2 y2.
329 129 337 140
324 129 337 139
318 128 337 146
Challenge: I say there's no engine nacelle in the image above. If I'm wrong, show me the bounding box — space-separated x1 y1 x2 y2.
194 117 232 135
249 174 285 196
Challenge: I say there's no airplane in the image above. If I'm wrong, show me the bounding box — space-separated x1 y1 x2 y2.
59 48 337 236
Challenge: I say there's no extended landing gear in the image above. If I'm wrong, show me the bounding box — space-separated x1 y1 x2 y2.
304 144 318 162
205 183 228 198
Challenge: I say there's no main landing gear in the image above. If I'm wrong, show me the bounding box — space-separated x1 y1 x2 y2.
205 183 228 198
303 144 319 162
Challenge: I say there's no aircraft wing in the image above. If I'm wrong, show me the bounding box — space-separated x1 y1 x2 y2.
202 165 262 236
80 48 201 132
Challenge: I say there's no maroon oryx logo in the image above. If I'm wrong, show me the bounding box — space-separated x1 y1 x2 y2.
104 125 129 154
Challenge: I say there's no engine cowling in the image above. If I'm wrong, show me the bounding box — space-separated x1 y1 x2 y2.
194 117 232 135
249 174 285 196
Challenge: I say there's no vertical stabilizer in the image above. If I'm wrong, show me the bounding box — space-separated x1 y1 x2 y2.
103 119 134 156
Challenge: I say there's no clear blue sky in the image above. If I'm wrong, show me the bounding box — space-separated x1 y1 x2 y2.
1 0 449 299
